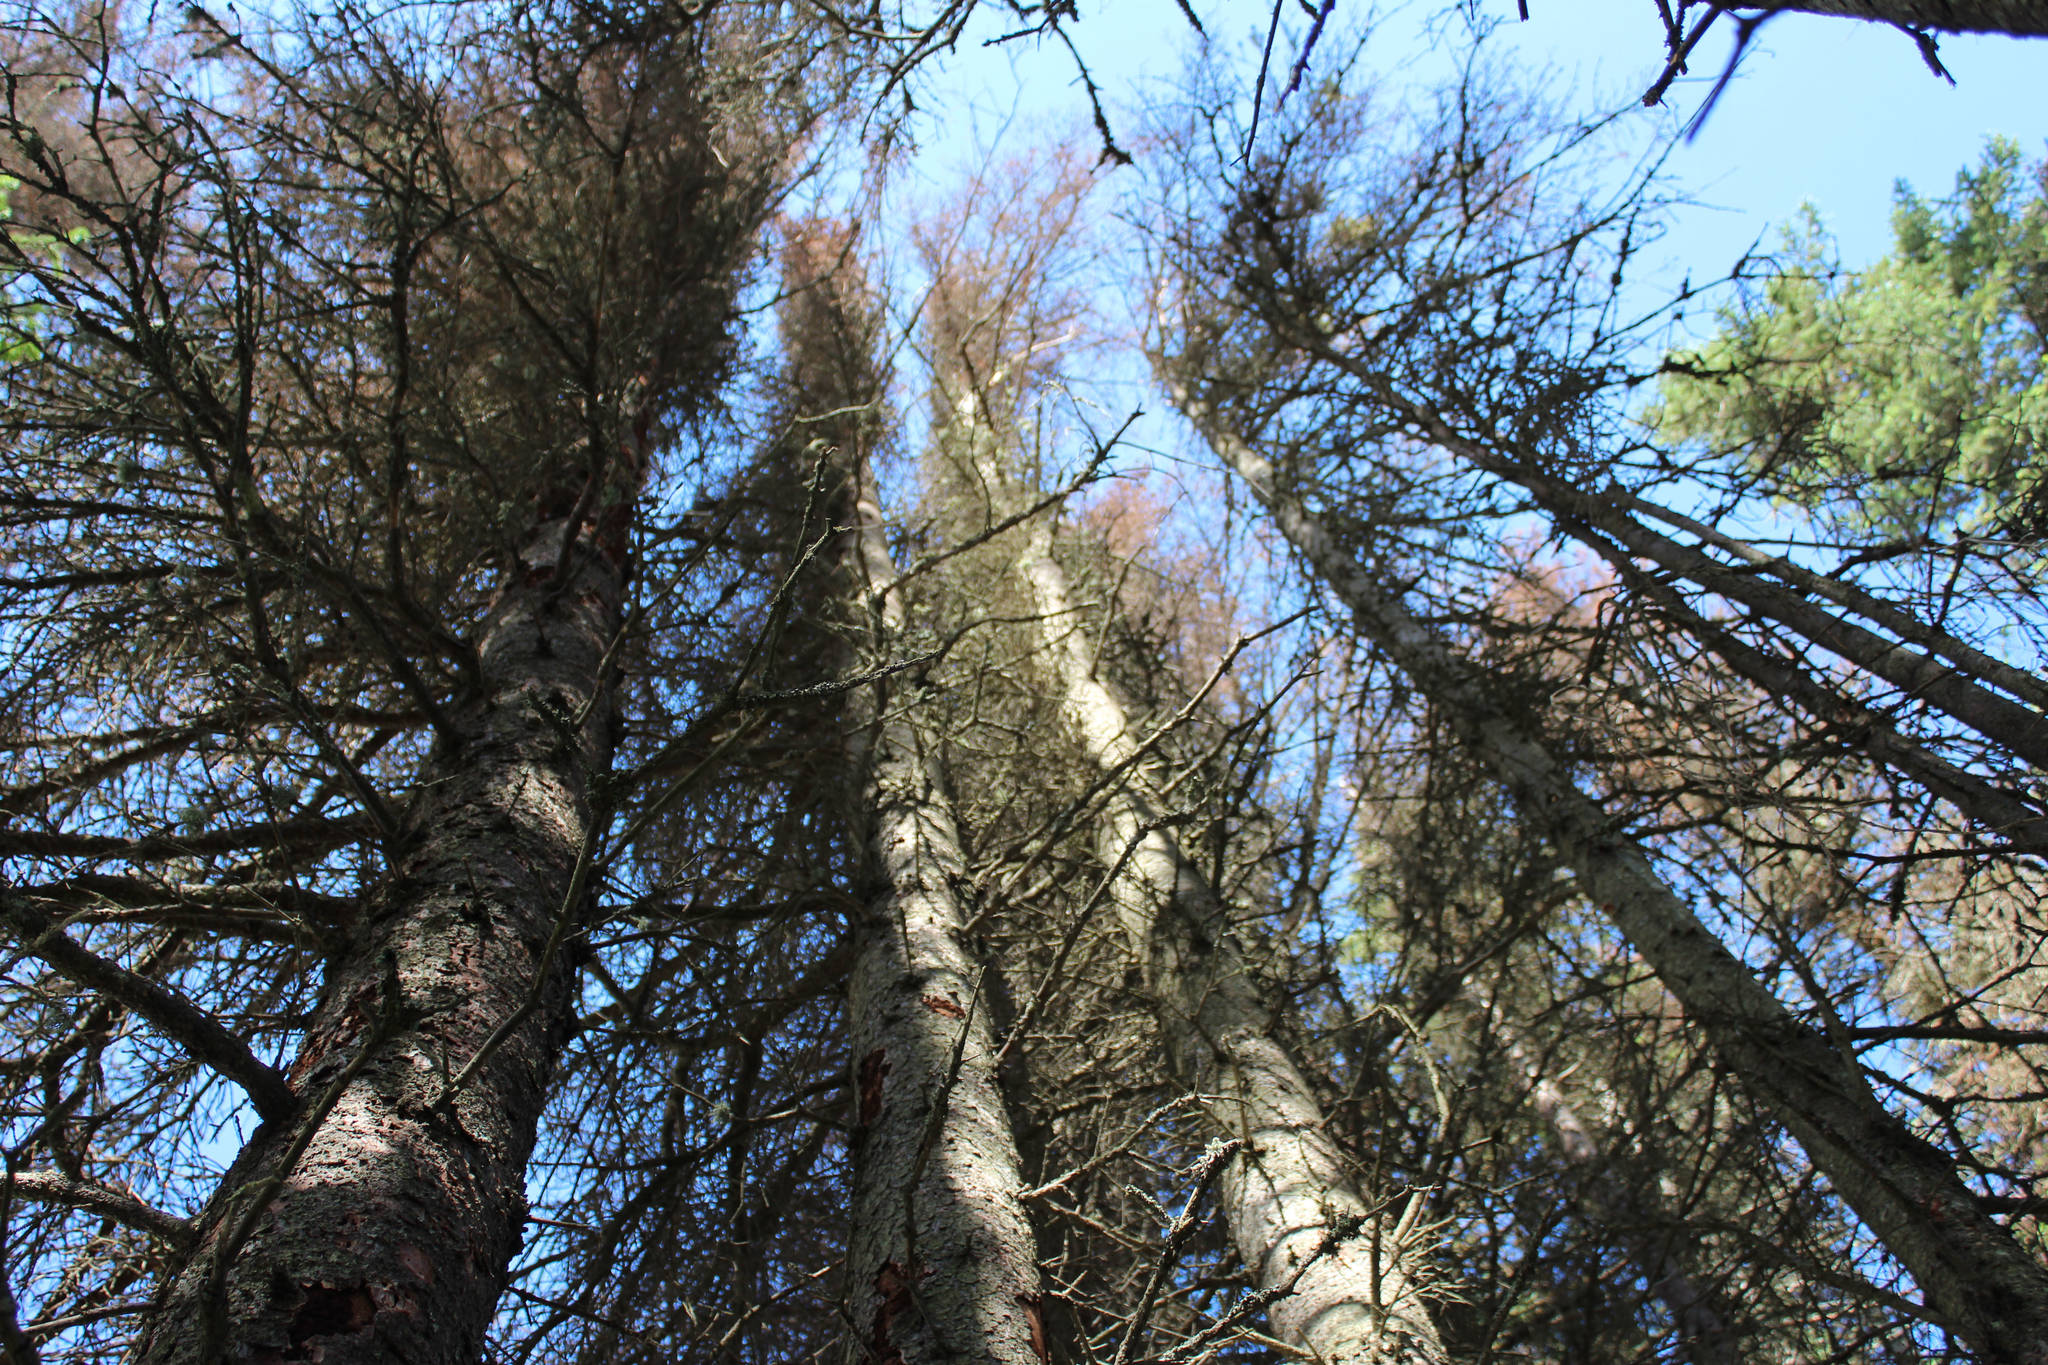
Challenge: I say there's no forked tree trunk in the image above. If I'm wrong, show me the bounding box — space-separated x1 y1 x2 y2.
1012 526 1446 1365
840 462 1048 1365
1180 391 2048 1365
137 501 630 1364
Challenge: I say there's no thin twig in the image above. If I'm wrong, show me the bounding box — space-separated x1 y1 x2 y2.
1112 1138 1243 1365
996 824 1154 1071
1242 0 1287 162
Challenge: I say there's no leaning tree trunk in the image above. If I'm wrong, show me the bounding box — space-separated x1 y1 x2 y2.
1278 342 2048 841
1750 0 2048 34
1007 518 1444 1364
1179 390 2048 1365
134 484 631 1364
838 459 1048 1365
1390 399 2048 820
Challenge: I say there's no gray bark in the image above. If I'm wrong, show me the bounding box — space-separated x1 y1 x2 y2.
1012 529 1445 1365
1181 392 2048 1365
928 349 1441 1359
1402 403 2048 790
1751 0 2048 35
133 511 622 1365
841 466 1048 1365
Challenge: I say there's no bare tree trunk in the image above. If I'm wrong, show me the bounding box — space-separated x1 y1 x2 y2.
1400 401 2048 788
1581 552 2048 847
1751 0 2048 35
840 464 1048 1365
1271 337 2048 821
136 504 628 1364
1485 1012 1736 1365
1013 529 1446 1365
1180 391 2048 1365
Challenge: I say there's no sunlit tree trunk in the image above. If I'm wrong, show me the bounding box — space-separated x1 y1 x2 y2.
839 458 1048 1365
964 392 1446 1364
1015 538 1445 1365
915 268 1443 1350
1180 390 2048 1365
137 480 635 1364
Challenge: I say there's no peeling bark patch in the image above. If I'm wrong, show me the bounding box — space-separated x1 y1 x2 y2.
1018 1292 1048 1363
397 1244 435 1285
858 1048 890 1126
871 1259 918 1365
922 994 965 1019
289 1281 374 1347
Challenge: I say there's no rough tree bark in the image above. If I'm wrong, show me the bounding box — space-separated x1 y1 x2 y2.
135 479 637 1363
1178 389 2048 1365
927 324 1441 1357
1010 531 1447 1365
839 459 1048 1365
1746 1 2048 34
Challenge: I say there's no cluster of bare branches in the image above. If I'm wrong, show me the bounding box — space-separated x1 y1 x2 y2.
1 3 2045 1365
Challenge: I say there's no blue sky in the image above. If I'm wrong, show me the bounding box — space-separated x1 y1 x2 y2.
907 0 2046 281
1507 2 2047 273
862 0 2048 631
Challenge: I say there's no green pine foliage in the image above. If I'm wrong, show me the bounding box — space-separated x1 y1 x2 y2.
1656 138 2048 542
0 174 58 362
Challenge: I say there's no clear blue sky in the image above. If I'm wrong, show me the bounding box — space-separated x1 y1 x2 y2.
909 0 2046 282
1506 1 2046 274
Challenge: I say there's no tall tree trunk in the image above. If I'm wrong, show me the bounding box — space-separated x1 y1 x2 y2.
926 345 1442 1360
1011 525 1446 1365
1179 390 2048 1365
136 496 631 1364
840 462 1048 1365
1396 399 2048 794
1482 1006 1736 1365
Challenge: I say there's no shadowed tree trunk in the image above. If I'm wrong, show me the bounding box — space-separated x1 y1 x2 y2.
0 4 803 1355
136 471 638 1364
1176 387 2048 1365
1483 1008 1736 1365
1748 1 2048 34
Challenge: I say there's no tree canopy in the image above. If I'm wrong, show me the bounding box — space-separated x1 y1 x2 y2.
0 5 2045 1365
1657 137 2048 543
